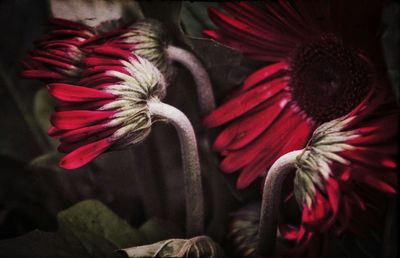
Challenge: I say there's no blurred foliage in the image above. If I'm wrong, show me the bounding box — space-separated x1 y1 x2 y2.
0 200 183 258
181 2 217 38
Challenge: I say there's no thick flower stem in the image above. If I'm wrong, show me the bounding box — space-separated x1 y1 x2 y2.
257 150 303 257
148 101 204 237
166 45 216 114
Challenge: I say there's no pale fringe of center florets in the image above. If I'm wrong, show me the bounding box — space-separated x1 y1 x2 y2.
294 116 359 208
125 20 167 75
228 203 260 257
99 55 166 147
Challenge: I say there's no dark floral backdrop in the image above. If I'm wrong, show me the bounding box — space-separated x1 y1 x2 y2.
0 1 398 258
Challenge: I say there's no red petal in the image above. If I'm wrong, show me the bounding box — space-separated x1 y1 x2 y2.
58 126 118 153
58 123 114 143
92 46 136 61
242 62 288 90
325 179 340 225
20 70 65 80
59 138 112 169
213 93 287 152
357 173 396 194
31 56 79 71
81 66 129 76
203 77 287 127
47 83 115 102
51 110 115 130
236 115 312 189
209 6 297 46
302 193 330 227
79 72 120 86
48 126 65 137
342 149 396 170
83 57 122 66
279 225 300 241
55 99 112 111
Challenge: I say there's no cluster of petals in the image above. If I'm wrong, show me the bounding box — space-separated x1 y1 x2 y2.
203 0 398 256
21 18 170 169
203 0 391 189
82 19 168 76
22 18 167 84
21 18 95 82
282 90 398 255
47 47 165 170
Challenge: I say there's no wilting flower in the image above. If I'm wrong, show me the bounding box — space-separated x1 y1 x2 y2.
21 18 215 113
83 19 169 77
228 94 397 257
21 18 168 83
203 1 393 189
21 18 95 82
39 44 205 236
83 19 216 113
48 46 166 169
282 94 398 251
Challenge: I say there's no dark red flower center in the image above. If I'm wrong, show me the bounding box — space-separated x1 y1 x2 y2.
288 36 373 123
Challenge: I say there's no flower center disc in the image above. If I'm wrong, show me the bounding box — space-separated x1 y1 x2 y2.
289 37 373 123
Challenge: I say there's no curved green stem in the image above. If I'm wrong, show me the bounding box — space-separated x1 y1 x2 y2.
257 150 302 257
166 45 215 114
148 101 204 236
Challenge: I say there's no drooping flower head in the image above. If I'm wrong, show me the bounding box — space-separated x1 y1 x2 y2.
48 46 166 169
282 93 398 251
83 19 169 77
21 18 169 83
203 1 393 189
21 18 95 82
21 17 215 114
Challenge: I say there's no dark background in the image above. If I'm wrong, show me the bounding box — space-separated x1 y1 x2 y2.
0 1 398 258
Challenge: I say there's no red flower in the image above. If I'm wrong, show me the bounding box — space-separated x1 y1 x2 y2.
47 47 166 169
282 91 398 255
203 1 392 189
82 19 169 77
21 19 168 83
21 18 95 82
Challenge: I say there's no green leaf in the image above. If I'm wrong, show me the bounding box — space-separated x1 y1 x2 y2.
181 2 217 37
0 200 183 258
138 218 184 244
57 200 145 258
33 88 54 136
190 37 263 100
29 151 64 172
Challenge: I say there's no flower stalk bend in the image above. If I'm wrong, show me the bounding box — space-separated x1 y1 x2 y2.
148 101 204 237
166 45 216 114
256 150 303 257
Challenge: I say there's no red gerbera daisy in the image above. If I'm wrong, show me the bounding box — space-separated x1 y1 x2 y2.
252 85 397 257
21 18 167 83
47 47 166 169
21 18 215 114
203 1 392 189
286 94 397 247
82 19 169 77
21 18 95 82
